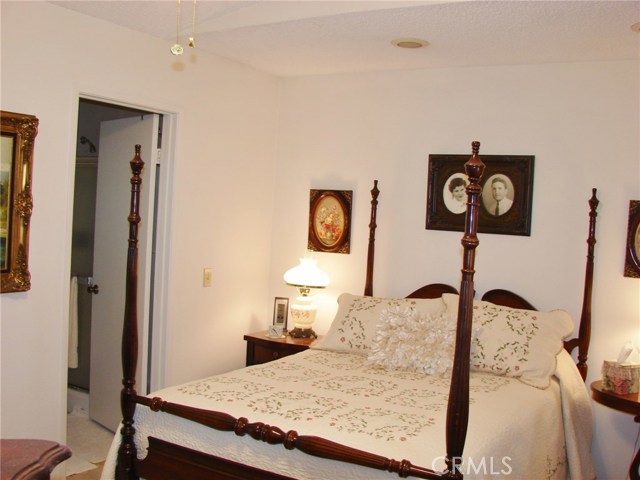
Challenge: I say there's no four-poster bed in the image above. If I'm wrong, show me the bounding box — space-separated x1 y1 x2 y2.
105 142 598 479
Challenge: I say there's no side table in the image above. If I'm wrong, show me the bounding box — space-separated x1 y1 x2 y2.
244 330 319 366
591 380 640 480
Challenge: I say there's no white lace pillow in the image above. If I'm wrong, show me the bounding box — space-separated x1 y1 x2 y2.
442 293 574 388
313 293 447 355
367 307 455 376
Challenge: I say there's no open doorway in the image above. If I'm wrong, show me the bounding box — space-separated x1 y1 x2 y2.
66 98 165 476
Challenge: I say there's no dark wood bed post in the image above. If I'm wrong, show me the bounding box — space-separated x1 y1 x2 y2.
445 141 485 479
116 145 144 480
364 180 380 296
576 188 599 379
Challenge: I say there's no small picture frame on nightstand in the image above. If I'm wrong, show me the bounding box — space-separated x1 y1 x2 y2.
273 297 289 332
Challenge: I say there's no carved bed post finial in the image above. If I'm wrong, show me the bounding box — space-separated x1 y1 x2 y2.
364 180 380 297
577 188 598 380
117 145 144 480
446 141 485 478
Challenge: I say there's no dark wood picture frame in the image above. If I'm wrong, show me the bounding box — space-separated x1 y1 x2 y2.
624 200 640 278
1 111 38 293
426 154 534 236
273 296 289 330
308 189 352 253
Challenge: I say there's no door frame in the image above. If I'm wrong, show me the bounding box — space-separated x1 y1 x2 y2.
71 93 175 395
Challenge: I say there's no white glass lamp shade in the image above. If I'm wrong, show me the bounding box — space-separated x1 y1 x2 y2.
283 258 330 289
283 258 329 338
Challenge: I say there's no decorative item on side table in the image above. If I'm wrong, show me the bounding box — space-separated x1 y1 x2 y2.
592 341 640 480
283 255 329 338
591 380 640 480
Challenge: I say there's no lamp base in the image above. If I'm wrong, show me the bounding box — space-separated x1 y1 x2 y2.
289 327 317 339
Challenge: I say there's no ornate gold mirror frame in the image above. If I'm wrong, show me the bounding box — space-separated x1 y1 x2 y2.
1 111 38 293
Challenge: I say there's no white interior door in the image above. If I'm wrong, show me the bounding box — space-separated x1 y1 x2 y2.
89 114 159 431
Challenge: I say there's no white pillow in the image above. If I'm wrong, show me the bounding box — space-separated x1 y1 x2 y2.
367 307 455 376
313 293 447 355
442 293 574 389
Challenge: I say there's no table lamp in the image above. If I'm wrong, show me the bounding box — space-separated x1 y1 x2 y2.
283 257 329 338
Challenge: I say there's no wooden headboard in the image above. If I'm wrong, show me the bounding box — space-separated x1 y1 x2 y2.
397 186 599 382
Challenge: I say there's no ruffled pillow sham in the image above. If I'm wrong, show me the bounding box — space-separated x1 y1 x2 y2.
367 307 456 376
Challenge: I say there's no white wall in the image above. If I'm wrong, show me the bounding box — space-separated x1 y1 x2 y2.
269 63 639 479
0 3 279 473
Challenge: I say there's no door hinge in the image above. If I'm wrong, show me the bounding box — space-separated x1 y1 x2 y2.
156 149 161 165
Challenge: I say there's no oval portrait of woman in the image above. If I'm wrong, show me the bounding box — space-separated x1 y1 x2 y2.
443 173 468 214
482 174 515 217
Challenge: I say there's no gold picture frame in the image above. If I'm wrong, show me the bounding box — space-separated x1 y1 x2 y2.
1 111 38 293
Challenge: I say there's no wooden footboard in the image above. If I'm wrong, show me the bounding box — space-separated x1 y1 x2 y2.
134 395 445 480
138 437 296 480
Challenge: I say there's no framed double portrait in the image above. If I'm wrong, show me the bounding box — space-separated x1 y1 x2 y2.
426 154 535 236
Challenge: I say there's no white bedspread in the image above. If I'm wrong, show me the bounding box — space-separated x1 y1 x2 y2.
102 349 594 479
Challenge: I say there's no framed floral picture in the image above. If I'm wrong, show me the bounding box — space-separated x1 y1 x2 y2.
1 111 38 293
308 189 352 254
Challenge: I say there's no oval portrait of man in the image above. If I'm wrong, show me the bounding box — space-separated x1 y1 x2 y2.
443 173 468 214
482 174 515 217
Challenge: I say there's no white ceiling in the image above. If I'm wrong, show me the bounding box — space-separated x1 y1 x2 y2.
51 0 640 77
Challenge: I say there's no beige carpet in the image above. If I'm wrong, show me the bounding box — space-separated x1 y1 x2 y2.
66 410 115 477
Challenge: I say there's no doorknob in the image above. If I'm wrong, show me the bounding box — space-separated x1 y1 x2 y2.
87 284 99 294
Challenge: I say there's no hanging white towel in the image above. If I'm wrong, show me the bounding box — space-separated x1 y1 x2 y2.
68 276 79 369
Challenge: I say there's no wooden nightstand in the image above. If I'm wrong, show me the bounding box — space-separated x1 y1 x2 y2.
591 380 640 480
244 331 319 366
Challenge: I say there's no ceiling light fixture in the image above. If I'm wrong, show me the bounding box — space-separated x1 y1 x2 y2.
391 38 429 49
171 0 197 56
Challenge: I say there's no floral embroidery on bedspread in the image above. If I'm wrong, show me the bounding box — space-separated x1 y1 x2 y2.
330 407 435 441
362 364 429 380
385 388 443 410
545 454 565 479
247 391 349 421
245 362 330 382
176 377 272 401
305 350 369 369
312 376 395 397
